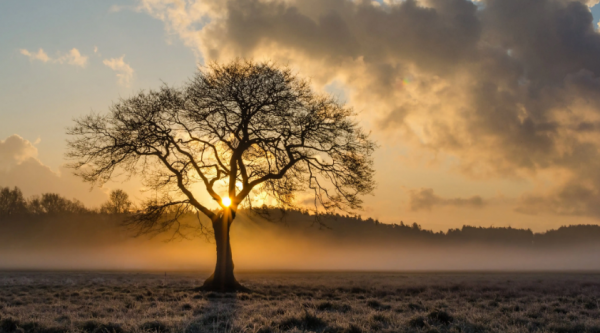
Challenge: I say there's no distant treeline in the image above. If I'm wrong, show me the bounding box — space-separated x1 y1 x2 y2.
0 186 132 217
2 186 600 247
252 209 600 247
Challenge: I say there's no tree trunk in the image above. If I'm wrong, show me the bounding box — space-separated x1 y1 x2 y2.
202 210 244 291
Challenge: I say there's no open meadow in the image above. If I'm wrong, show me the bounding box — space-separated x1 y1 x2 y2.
1 271 600 333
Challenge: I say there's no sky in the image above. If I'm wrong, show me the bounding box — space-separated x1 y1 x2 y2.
2 0 600 232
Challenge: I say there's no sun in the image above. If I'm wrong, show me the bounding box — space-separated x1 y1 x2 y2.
222 197 232 207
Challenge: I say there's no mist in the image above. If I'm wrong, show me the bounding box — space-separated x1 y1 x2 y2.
1 210 599 271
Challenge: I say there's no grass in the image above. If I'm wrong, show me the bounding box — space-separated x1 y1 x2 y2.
0 271 599 332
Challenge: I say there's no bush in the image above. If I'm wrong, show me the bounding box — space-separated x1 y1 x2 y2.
408 316 426 329
0 318 19 333
428 310 454 325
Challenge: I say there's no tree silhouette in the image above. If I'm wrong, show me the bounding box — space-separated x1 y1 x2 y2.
101 189 133 214
0 187 28 218
66 60 376 291
30 193 87 215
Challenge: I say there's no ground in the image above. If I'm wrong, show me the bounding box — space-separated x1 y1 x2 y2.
0 271 599 333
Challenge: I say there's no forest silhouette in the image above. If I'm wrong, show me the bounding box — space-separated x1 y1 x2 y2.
2 185 600 272
3 185 600 246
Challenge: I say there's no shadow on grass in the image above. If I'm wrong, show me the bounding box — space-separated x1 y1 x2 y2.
184 292 240 333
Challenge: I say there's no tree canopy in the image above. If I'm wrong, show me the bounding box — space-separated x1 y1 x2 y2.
67 60 375 229
100 189 133 214
0 187 92 217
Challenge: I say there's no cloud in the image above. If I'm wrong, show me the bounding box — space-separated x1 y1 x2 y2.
0 135 107 207
515 182 600 217
138 0 600 218
59 48 88 67
19 49 50 63
103 56 134 86
0 135 38 169
20 48 88 67
409 188 486 211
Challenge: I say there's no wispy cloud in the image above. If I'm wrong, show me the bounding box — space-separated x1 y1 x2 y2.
19 49 50 63
103 56 134 87
409 188 486 212
20 48 88 67
59 48 88 67
137 0 213 58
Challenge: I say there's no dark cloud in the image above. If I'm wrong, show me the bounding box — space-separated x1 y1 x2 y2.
141 0 600 218
409 188 486 211
211 0 481 72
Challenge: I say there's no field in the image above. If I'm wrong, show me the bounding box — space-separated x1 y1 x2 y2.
1 272 600 333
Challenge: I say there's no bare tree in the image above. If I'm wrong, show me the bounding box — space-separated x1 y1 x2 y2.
0 187 28 218
26 193 88 215
67 60 375 291
101 189 133 214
